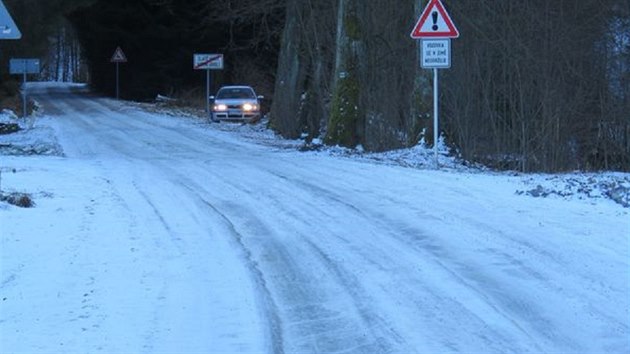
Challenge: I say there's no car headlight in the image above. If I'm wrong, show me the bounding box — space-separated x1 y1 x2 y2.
242 103 257 111
213 104 227 111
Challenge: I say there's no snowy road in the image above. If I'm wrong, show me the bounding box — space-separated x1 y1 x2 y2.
1 83 629 353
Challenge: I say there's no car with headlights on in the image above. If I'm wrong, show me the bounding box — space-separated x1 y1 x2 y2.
210 86 263 123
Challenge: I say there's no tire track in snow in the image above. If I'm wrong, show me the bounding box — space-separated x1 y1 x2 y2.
167 160 501 352
175 170 397 353
269 167 626 352
256 168 551 352
122 159 284 354
31 86 274 352
195 196 285 354
300 238 410 352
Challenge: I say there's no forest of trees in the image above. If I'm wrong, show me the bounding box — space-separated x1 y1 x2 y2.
1 0 628 172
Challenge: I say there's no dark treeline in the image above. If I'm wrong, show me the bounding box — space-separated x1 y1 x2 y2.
68 0 284 100
445 0 630 171
271 0 630 171
0 0 94 96
1 0 628 171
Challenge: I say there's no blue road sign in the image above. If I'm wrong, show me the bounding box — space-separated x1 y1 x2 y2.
10 59 40 74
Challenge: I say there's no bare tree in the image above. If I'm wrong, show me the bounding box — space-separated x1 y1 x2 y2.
43 22 85 82
443 0 625 171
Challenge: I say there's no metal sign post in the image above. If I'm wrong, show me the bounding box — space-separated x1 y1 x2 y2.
9 59 40 118
110 47 128 99
194 54 224 117
411 0 459 168
116 62 119 99
22 70 26 118
420 39 451 164
433 68 439 164
206 69 211 114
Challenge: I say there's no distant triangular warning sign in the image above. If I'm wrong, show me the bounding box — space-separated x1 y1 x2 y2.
110 47 127 63
0 0 21 39
411 0 459 39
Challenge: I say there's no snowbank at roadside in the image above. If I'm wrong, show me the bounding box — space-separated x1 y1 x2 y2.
197 115 630 209
0 109 62 156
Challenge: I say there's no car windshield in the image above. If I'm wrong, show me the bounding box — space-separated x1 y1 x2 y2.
216 88 255 99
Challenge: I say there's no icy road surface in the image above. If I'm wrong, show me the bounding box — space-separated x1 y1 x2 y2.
1 83 629 353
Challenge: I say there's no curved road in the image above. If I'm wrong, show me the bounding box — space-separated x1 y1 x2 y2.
6 83 627 353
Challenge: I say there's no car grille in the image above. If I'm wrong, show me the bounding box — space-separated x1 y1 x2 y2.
213 105 260 121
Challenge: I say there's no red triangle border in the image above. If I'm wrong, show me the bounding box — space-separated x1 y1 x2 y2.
411 0 460 39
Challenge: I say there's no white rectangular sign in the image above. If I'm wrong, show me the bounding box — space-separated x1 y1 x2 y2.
421 39 451 69
194 54 224 70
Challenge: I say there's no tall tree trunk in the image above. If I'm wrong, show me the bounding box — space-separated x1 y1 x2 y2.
270 0 337 141
326 0 426 151
326 0 362 147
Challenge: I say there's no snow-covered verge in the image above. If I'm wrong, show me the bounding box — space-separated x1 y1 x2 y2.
517 173 630 208
0 109 62 157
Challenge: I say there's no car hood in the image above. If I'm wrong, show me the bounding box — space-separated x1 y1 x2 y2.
213 98 258 105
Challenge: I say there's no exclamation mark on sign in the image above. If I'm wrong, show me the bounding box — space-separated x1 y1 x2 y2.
432 11 439 31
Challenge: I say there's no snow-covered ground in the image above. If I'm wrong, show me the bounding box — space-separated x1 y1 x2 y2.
1 82 629 353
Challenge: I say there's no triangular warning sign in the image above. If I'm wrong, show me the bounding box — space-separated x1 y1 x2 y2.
0 0 21 39
110 47 128 63
411 0 459 39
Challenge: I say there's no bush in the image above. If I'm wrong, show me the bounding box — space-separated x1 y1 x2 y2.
0 192 35 208
0 123 20 135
